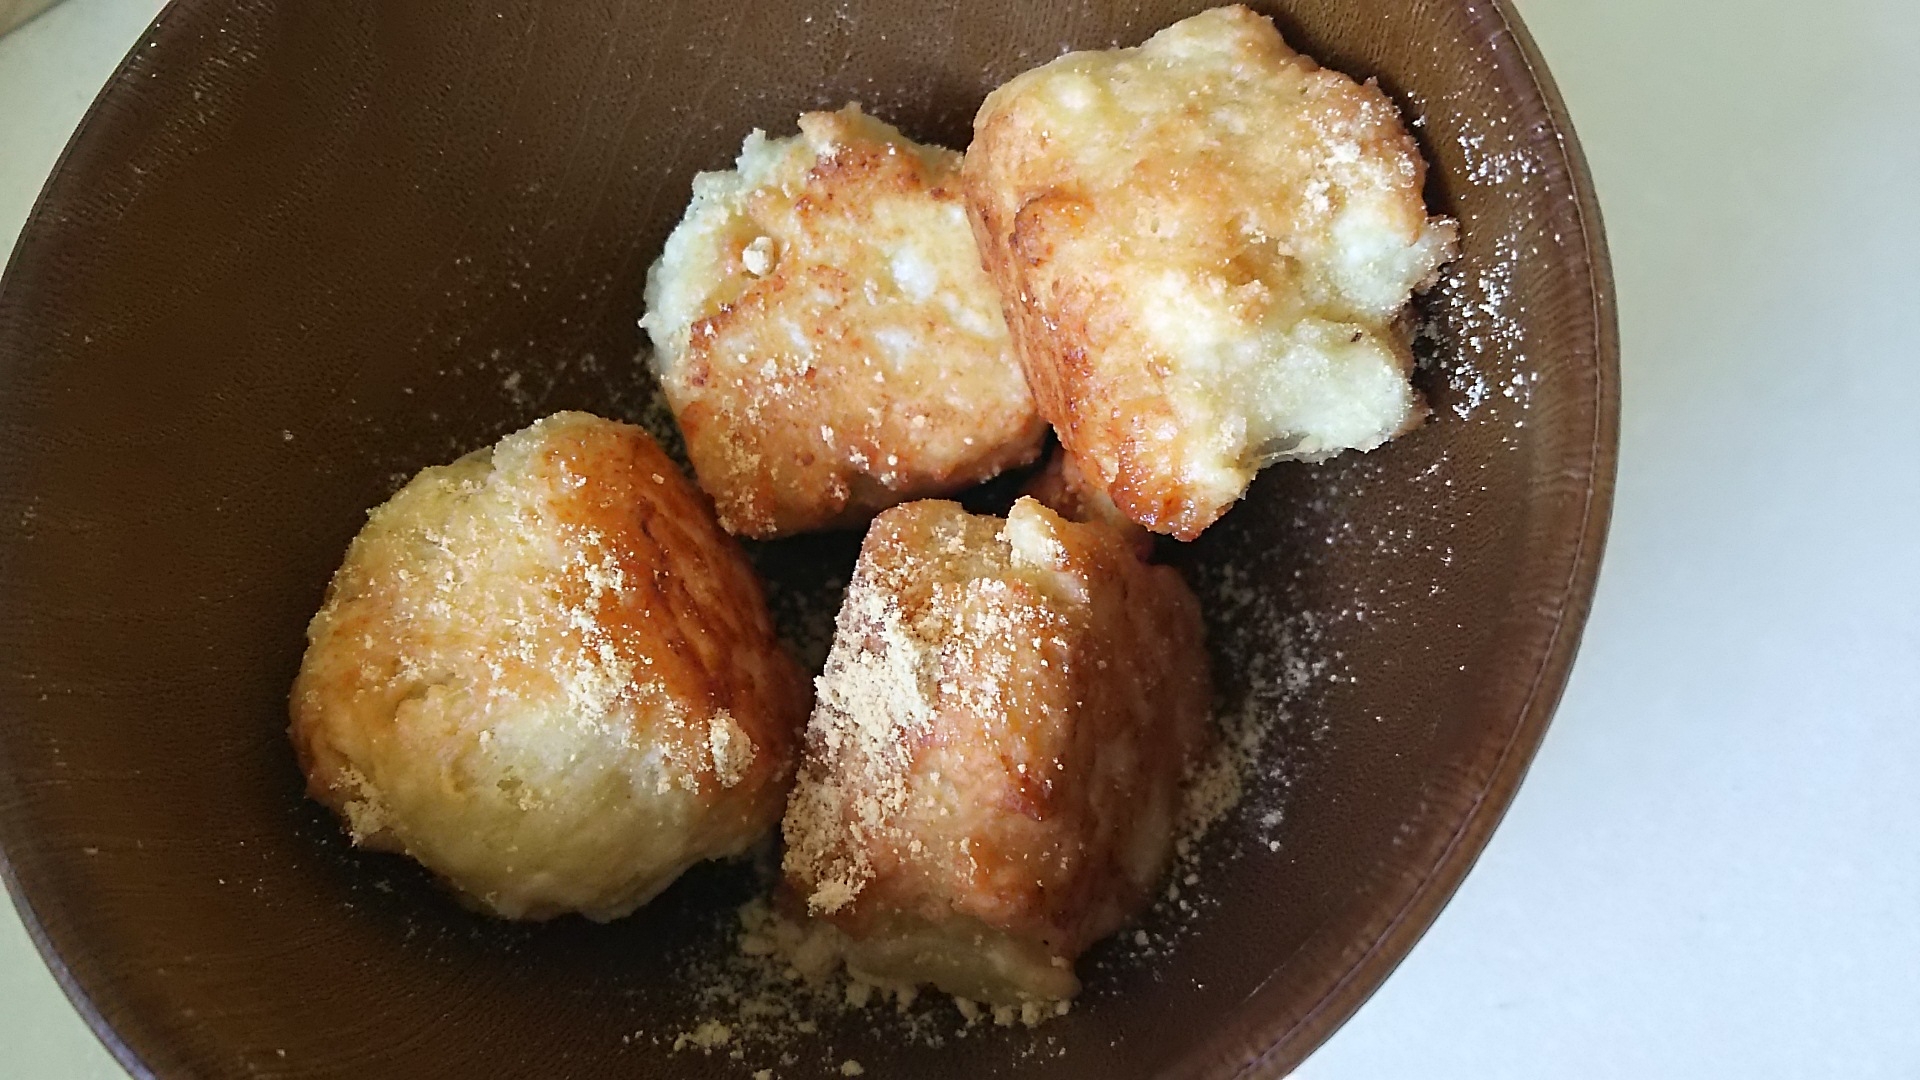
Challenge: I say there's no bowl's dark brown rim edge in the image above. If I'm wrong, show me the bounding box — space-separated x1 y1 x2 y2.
0 0 181 1072
0 869 159 1080
1227 1 1622 1075
0 1 1620 1078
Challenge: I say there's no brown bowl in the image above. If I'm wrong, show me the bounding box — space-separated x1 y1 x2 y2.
0 1 1615 1076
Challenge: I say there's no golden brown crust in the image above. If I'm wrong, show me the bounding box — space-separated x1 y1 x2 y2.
536 417 806 781
780 498 1211 1001
644 105 1046 538
965 6 1457 539
290 412 810 921
1018 446 1156 562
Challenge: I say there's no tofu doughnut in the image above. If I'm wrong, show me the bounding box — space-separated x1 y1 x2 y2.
643 104 1046 539
781 498 1211 1004
290 412 810 921
964 5 1458 539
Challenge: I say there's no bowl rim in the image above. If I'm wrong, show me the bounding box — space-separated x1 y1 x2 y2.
3 1 187 1070
1219 2 1619 1073
0 0 1618 1076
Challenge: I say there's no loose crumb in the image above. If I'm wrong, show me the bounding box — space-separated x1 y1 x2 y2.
672 1020 733 1053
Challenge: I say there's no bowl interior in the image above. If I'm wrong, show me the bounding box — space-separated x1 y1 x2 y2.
0 1 1613 1077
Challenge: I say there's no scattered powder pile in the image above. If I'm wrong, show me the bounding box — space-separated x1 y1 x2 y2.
1400 81 1546 432
657 896 999 1072
652 516 1346 1071
1423 231 1535 426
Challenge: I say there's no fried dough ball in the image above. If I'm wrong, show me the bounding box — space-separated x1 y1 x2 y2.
964 5 1458 539
642 104 1047 539
781 498 1211 1004
289 412 810 921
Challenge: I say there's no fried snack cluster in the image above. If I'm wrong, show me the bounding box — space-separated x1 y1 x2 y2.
965 5 1457 538
643 104 1045 539
290 413 809 921
294 10 1453 1019
781 499 1211 1004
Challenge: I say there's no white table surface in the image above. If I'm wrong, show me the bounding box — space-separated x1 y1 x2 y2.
3 0 1916 1075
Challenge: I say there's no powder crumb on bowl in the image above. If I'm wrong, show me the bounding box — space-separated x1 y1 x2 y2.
651 485 1354 1073
672 1020 734 1053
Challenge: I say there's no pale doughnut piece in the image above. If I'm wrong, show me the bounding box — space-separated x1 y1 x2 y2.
965 5 1458 539
781 498 1211 1004
642 104 1046 539
290 412 810 921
